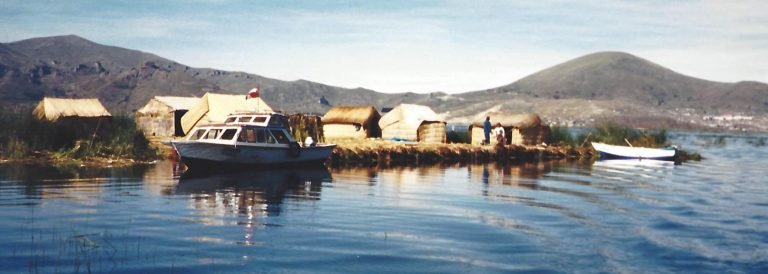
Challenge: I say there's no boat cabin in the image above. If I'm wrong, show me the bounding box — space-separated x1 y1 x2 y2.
185 113 295 145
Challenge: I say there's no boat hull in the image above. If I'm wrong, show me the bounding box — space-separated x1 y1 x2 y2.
591 142 677 161
171 141 335 170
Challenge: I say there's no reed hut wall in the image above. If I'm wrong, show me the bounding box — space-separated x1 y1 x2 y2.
468 113 550 146
417 122 447 143
136 96 199 137
471 125 552 146
379 104 445 143
32 97 113 140
323 124 369 139
513 125 551 145
321 106 381 139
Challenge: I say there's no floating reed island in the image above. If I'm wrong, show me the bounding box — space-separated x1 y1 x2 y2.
328 139 595 167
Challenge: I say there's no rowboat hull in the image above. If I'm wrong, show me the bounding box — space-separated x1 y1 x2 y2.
591 142 677 161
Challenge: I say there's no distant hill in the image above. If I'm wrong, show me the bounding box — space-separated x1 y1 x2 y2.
431 51 768 130
1 35 766 131
0 35 429 114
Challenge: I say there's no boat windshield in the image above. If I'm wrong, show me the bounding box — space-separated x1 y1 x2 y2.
204 129 222 139
188 129 207 140
238 127 278 144
270 129 291 144
268 115 287 127
220 129 238 140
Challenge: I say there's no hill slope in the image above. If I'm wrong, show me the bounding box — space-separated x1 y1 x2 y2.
1 35 766 131
437 52 768 129
0 35 431 114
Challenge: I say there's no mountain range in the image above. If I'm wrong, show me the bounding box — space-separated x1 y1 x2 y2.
1 35 766 131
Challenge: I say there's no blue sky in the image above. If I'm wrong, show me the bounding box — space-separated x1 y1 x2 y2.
1 0 766 93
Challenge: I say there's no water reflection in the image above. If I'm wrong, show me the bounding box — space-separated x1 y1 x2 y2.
176 167 331 215
174 166 331 245
0 163 151 205
469 161 558 189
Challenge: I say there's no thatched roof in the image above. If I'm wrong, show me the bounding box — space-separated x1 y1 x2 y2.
470 112 542 129
322 106 380 125
32 97 111 121
153 96 199 110
379 104 443 129
137 96 200 114
180 92 272 134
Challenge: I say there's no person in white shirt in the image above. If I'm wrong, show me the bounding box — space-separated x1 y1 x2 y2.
493 123 506 145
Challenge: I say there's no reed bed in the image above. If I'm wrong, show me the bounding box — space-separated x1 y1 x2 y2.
328 138 594 167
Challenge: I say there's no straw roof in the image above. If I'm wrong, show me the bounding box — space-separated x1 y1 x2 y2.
180 92 272 135
137 96 200 114
379 104 443 129
32 97 111 121
471 111 542 129
322 106 380 125
154 96 199 110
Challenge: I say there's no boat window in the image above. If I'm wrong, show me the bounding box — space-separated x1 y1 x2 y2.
188 129 206 140
238 116 252 122
270 129 290 144
252 117 267 123
204 129 221 139
220 129 237 140
225 117 237 123
239 128 255 142
237 128 248 142
255 128 268 143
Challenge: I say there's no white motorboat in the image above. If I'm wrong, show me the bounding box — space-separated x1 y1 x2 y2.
591 142 677 161
170 112 335 170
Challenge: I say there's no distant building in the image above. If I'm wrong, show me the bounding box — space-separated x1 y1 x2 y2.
379 104 446 143
469 112 550 146
135 96 200 137
180 92 272 136
321 106 381 140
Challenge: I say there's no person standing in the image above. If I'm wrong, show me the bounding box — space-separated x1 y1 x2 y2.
483 116 491 145
494 123 506 145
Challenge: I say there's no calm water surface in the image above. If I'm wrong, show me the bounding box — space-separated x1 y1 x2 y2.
0 133 766 273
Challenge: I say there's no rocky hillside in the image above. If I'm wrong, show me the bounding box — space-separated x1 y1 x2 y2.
433 52 768 130
0 35 427 114
1 35 767 131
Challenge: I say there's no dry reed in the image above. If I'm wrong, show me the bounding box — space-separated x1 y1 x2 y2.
328 138 594 167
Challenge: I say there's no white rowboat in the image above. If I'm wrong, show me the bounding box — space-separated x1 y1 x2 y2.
591 142 677 161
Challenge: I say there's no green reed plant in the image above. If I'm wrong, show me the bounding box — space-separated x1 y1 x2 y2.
548 126 577 146
0 108 157 161
288 114 324 143
589 121 669 148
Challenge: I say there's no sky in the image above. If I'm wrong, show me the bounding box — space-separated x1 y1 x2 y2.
1 0 766 93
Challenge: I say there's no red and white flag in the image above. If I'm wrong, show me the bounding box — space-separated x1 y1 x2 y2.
247 87 260 99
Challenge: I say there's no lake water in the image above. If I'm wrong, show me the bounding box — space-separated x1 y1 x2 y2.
0 132 766 273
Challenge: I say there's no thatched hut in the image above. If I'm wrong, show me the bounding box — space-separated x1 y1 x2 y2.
32 97 113 139
180 92 272 135
469 112 550 146
135 96 199 137
378 104 446 143
321 106 381 140
33 97 112 122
